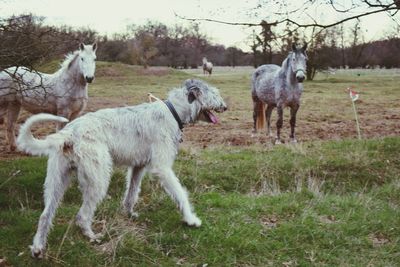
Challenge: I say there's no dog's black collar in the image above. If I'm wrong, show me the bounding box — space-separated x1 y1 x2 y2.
164 100 184 130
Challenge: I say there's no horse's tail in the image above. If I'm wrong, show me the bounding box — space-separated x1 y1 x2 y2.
255 101 266 131
17 113 69 156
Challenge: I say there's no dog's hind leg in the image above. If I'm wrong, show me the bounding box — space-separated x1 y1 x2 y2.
31 155 71 258
122 166 146 218
151 167 201 227
75 150 112 241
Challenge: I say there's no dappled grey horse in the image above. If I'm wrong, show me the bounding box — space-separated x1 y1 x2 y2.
0 43 97 151
251 43 308 144
202 57 213 75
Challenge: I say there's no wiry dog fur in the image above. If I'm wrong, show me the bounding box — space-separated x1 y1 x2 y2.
17 78 227 258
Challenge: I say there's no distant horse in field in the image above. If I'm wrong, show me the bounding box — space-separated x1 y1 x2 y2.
251 43 308 144
202 57 213 75
0 43 97 151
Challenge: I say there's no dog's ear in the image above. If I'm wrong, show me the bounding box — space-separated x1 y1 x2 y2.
187 86 201 103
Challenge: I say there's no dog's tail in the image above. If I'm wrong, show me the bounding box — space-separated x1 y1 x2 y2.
255 100 266 131
17 113 69 156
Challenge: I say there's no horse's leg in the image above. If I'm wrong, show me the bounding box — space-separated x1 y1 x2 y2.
289 103 300 143
68 99 87 122
69 109 82 121
276 105 284 144
265 105 275 137
252 95 259 133
0 105 7 125
6 102 21 151
56 108 70 131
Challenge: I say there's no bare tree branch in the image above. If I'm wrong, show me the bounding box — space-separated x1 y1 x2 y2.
176 2 399 30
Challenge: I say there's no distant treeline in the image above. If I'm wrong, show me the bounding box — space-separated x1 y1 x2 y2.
1 14 400 72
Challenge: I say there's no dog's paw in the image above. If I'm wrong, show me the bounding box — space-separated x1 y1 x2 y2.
89 233 104 243
184 215 202 227
122 207 139 219
30 245 45 259
129 211 139 219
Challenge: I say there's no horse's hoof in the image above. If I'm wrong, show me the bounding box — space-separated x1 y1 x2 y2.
290 138 298 144
10 145 16 152
275 139 282 145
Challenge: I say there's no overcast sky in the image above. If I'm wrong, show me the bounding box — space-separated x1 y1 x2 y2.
1 0 399 51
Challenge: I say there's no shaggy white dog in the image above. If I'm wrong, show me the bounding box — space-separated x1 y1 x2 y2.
17 79 227 258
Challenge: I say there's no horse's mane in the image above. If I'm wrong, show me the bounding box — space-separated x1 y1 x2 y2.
60 50 80 70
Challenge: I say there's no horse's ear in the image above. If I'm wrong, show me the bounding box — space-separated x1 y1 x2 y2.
187 86 201 103
292 43 297 51
92 42 97 52
79 43 85 51
302 43 308 52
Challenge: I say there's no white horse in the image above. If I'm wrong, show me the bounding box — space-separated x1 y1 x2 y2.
202 57 213 75
251 43 307 144
0 43 97 151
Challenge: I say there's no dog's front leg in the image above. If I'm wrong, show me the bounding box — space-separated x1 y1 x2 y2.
122 166 146 218
152 167 201 227
76 154 112 242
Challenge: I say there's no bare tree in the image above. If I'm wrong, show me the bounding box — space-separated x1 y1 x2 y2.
256 20 276 64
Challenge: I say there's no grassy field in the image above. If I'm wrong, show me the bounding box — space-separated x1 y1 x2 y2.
0 63 399 266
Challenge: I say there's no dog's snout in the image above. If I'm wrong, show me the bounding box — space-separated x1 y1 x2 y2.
219 104 227 112
85 76 94 83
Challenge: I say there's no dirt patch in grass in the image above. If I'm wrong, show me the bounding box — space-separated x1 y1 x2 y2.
1 96 400 158
180 107 400 149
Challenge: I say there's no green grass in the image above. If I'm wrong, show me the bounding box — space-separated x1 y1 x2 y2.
1 137 399 266
1 63 399 265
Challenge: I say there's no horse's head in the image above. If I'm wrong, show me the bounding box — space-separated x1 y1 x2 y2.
78 43 97 83
290 43 308 83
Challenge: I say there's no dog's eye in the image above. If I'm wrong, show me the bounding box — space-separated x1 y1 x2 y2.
81 58 84 62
